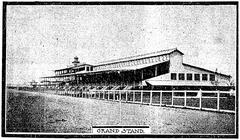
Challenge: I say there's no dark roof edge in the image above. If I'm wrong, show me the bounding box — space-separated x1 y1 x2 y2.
174 49 184 55
95 48 183 67
182 63 231 78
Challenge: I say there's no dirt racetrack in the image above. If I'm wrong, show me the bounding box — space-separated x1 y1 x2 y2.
6 89 235 134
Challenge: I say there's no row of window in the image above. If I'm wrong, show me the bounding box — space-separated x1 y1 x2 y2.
56 66 93 75
94 55 170 71
171 73 215 81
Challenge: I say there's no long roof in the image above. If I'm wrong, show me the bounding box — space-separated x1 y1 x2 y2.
95 48 183 66
183 63 231 78
41 60 169 78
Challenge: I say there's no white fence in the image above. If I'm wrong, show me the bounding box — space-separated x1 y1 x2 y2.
51 89 235 114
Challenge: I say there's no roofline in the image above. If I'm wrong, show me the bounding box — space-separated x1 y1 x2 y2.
95 48 183 67
182 63 231 78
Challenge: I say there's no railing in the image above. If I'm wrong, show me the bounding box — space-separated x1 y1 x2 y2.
51 89 235 114
14 87 235 114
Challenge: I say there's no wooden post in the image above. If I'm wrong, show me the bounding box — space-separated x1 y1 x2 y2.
184 90 187 107
199 89 202 109
141 90 143 104
171 91 174 106
119 91 121 102
113 91 115 101
160 91 162 105
155 65 158 76
150 91 152 105
126 91 128 102
217 90 220 111
108 91 110 100
133 91 135 103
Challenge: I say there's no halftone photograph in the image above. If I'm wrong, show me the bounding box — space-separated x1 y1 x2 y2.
2 2 238 138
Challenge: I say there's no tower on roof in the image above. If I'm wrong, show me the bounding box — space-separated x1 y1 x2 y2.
72 56 80 67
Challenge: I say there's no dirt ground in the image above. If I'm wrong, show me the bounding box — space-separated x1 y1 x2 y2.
6 89 235 134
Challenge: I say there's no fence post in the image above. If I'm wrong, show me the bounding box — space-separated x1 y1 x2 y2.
171 91 174 106
141 90 143 104
103 91 105 100
160 91 162 106
199 89 202 110
108 91 110 100
126 91 128 102
217 90 220 111
133 91 135 103
184 90 187 107
150 91 152 105
119 91 121 102
113 91 115 101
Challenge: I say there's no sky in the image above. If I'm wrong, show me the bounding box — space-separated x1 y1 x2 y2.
6 5 237 85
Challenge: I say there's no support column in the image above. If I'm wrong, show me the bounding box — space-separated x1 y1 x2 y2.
113 91 115 101
171 91 174 106
119 91 121 102
155 65 158 76
108 91 110 100
217 90 220 111
141 90 143 104
103 91 105 100
133 91 135 103
184 90 187 107
160 91 162 105
150 91 152 105
133 70 136 87
126 91 128 102
141 70 144 80
199 89 202 109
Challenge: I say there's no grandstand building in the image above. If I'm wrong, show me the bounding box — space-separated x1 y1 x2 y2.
41 48 232 90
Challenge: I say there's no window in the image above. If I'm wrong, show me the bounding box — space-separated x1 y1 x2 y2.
171 73 177 80
202 74 208 81
194 74 200 81
187 73 192 80
210 74 215 81
179 73 185 80
151 58 154 63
